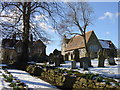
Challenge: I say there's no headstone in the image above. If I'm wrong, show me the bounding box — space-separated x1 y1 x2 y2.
79 59 83 68
53 49 64 65
85 52 93 67
97 49 105 67
49 53 54 64
55 59 60 67
88 58 92 67
83 60 88 70
79 57 89 70
54 55 60 67
98 58 105 67
107 57 116 65
107 49 116 65
71 61 76 69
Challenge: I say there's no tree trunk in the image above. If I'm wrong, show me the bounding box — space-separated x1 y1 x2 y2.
17 2 31 69
82 32 92 67
83 33 89 58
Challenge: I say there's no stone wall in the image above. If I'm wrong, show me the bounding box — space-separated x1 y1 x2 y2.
26 65 120 89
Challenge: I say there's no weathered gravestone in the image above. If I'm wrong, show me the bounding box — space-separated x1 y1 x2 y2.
49 53 54 64
54 56 60 67
108 57 116 65
97 49 105 67
83 58 89 70
53 49 61 67
107 49 116 65
71 61 76 69
49 49 64 66
79 57 89 70
71 49 79 69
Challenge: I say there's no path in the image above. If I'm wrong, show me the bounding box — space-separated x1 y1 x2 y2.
0 68 58 89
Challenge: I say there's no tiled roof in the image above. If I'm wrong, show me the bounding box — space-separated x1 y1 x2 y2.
2 39 46 49
2 39 19 48
33 39 46 47
65 30 94 51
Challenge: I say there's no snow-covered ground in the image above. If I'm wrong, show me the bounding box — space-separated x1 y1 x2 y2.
0 58 119 89
59 58 120 79
0 68 57 89
0 71 11 90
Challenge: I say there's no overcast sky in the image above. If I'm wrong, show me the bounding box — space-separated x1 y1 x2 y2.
46 2 118 55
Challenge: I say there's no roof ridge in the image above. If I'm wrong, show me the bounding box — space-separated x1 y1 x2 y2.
85 30 94 33
99 39 111 41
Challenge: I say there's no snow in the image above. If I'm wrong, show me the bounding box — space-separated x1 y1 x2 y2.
0 64 7 67
0 69 57 89
59 58 120 79
0 70 11 89
0 58 119 89
5 46 15 49
99 40 110 49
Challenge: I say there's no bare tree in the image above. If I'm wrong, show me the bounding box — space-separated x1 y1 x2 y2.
58 2 94 58
0 2 63 68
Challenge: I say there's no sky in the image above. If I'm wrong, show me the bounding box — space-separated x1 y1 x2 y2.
46 2 118 55
0 2 118 55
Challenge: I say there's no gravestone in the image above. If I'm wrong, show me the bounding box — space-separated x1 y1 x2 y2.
107 49 116 65
107 57 116 65
71 61 76 69
74 49 79 62
49 53 54 64
70 49 79 69
53 49 64 65
79 57 89 70
79 59 83 68
55 60 60 67
83 60 88 70
97 49 105 67
54 55 60 67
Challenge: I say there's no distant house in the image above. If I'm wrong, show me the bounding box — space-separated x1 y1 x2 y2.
1 36 46 63
61 30 117 60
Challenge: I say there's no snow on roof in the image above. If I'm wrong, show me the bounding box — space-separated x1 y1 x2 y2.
99 40 110 49
5 46 15 49
99 39 117 49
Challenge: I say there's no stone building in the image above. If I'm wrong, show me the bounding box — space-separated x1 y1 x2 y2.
62 30 117 61
1 37 46 63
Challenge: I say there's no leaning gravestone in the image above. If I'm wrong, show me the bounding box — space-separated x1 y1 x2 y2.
97 49 105 67
71 61 76 69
